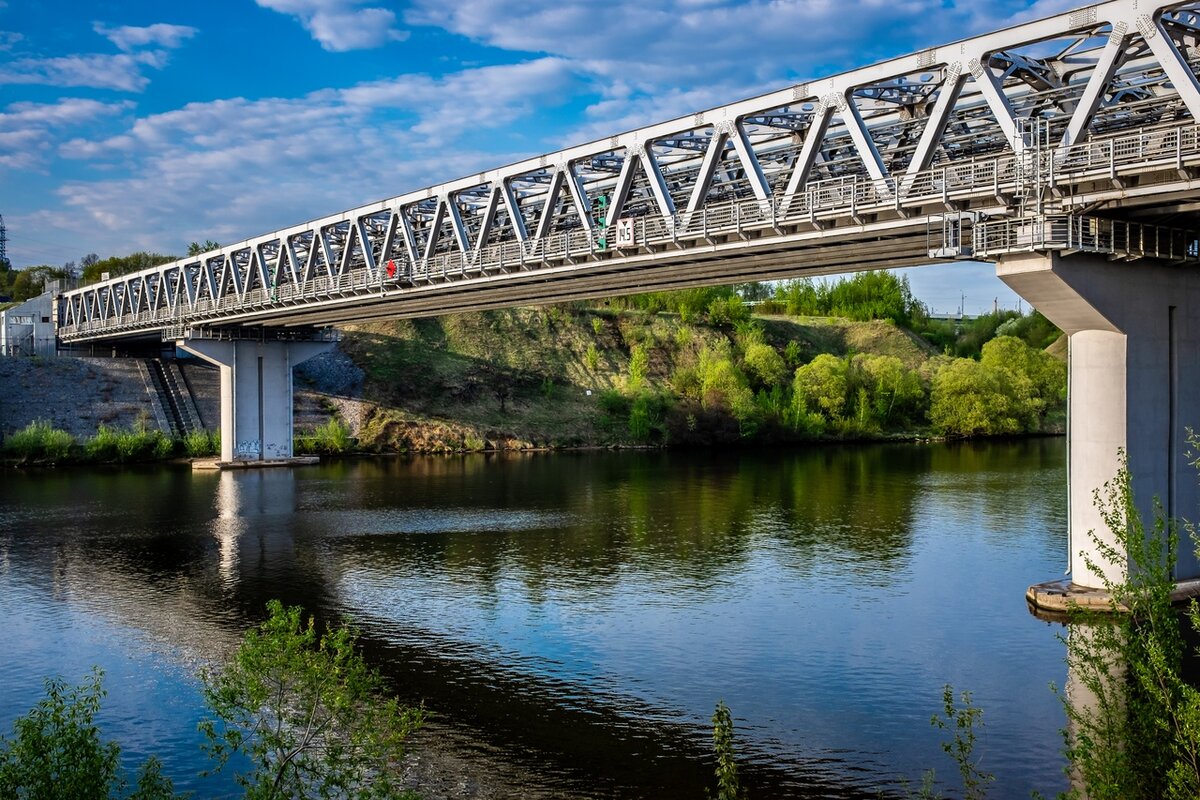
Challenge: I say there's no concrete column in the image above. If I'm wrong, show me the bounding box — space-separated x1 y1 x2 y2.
177 338 334 462
998 253 1200 587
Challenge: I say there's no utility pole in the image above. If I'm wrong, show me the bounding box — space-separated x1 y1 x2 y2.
0 214 7 265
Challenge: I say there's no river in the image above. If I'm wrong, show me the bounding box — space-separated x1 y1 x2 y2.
0 440 1068 798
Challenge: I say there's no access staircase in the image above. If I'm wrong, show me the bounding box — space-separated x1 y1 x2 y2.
143 359 203 437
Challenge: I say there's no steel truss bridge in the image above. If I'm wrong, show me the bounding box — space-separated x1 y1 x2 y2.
58 0 1200 342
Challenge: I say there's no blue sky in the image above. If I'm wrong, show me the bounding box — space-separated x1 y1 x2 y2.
0 0 1072 314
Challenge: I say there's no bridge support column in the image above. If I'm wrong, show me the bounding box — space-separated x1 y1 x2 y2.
998 253 1200 591
177 337 334 463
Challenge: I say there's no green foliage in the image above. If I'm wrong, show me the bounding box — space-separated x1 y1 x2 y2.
931 686 993 800
585 343 601 371
857 354 926 429
200 600 424 800
83 425 172 463
186 240 221 257
183 429 220 457
708 701 746 800
929 359 1010 436
80 253 175 286
3 420 75 462
742 342 787 388
591 316 605 335
597 387 630 416
1058 453 1200 800
629 344 650 390
627 391 669 443
792 354 848 424
0 262 76 301
294 418 352 455
774 271 925 327
608 285 749 325
0 669 176 800
697 341 758 436
707 294 750 326
914 310 1062 359
994 310 1062 350
783 340 802 368
2 421 210 465
929 337 1064 437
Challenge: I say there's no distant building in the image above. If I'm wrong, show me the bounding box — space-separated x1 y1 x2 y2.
0 291 55 356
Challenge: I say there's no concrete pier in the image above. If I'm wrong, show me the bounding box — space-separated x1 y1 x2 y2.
177 337 334 464
999 253 1200 595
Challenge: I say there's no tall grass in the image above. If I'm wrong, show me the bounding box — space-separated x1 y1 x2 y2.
294 418 352 455
3 420 75 462
183 429 220 457
85 424 174 463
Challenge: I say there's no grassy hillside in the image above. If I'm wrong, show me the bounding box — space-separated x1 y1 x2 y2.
302 303 1060 453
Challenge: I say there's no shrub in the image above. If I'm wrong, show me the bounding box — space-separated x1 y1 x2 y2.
3 420 75 462
84 425 121 462
628 344 649 390
627 391 669 443
183 429 219 457
742 342 787 387
791 354 848 424
1058 454 1200 800
200 601 424 799
0 669 175 799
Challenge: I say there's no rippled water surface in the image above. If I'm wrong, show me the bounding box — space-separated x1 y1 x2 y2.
0 441 1068 798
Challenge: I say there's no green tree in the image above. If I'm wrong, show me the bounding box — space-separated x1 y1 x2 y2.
186 240 221 257
929 358 1017 436
200 600 424 800
742 342 787 388
855 354 926 428
628 343 650 390
81 253 175 285
698 341 757 435
0 669 176 799
792 353 848 424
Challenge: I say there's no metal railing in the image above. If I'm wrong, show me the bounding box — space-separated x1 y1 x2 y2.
973 215 1200 262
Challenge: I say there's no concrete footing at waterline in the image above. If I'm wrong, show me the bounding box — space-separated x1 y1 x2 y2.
1026 577 1200 619
191 456 321 471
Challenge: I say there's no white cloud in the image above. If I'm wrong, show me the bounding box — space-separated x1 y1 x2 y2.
0 31 21 51
93 23 198 52
34 59 577 256
404 0 1067 138
0 20 197 92
256 0 408 51
0 52 168 91
0 98 132 170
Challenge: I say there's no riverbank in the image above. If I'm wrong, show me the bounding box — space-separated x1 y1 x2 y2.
1 303 1065 465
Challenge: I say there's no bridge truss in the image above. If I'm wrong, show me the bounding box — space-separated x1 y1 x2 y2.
59 0 1200 342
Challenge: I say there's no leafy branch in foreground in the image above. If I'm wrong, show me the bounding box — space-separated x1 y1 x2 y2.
1058 449 1200 800
0 668 176 799
708 700 746 800
930 686 993 800
199 600 425 800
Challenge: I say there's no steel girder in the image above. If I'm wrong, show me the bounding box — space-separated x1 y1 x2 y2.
58 0 1200 341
